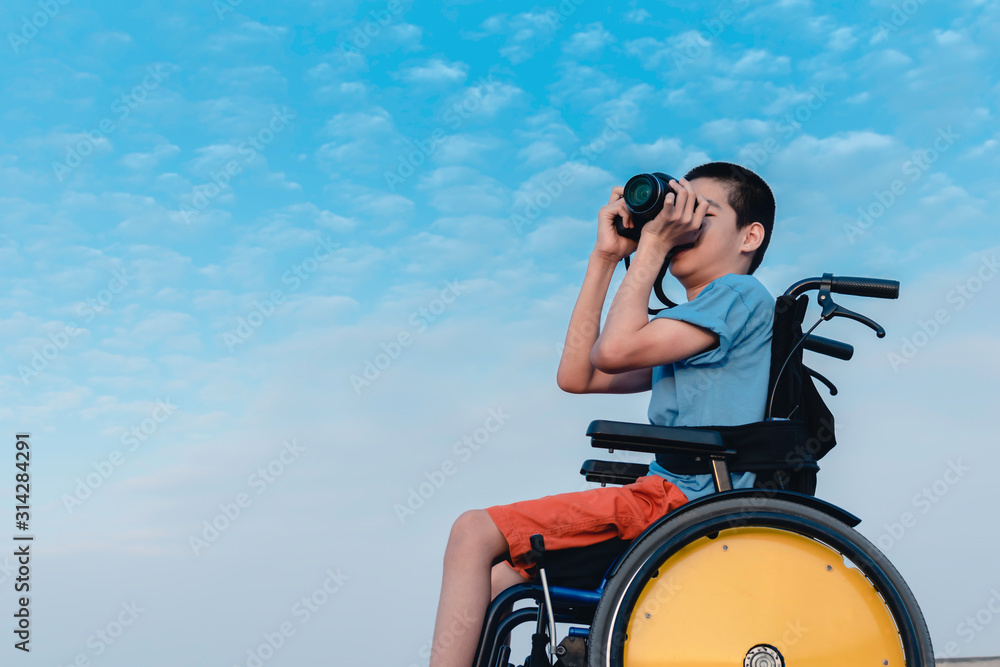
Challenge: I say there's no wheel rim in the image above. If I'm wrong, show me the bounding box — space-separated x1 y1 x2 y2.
618 525 906 667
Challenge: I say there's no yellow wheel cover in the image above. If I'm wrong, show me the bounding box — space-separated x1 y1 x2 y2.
622 526 906 666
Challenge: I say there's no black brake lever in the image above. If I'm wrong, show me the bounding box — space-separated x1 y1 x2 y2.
817 276 886 338
803 364 837 396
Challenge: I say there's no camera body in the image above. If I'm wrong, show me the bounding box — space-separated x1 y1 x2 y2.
612 172 679 241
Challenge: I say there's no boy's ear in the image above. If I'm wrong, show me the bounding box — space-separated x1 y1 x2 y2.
742 221 765 253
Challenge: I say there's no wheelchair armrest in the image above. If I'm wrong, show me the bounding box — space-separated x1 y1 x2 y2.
586 420 736 459
580 459 650 486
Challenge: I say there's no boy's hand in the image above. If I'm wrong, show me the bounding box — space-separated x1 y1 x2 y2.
595 186 639 262
640 177 709 251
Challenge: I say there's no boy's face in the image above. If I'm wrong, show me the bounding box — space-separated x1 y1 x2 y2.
667 177 761 286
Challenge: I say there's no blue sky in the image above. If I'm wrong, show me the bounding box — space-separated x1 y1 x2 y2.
1 0 999 664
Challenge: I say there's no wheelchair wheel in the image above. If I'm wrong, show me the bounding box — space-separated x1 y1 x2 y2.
586 495 934 667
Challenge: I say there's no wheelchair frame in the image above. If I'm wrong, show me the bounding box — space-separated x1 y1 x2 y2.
469 273 936 667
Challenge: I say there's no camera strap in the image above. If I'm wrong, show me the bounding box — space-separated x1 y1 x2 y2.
622 247 681 314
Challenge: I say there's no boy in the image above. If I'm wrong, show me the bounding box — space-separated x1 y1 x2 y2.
429 162 775 667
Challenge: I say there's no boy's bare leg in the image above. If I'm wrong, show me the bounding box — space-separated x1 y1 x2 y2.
430 509 512 667
492 560 530 598
491 561 532 650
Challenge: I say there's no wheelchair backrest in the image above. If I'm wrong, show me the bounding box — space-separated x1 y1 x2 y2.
767 293 837 459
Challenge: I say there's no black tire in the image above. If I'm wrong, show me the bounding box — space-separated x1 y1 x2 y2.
585 495 934 667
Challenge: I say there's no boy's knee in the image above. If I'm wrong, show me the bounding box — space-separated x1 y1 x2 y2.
447 509 505 553
450 509 493 541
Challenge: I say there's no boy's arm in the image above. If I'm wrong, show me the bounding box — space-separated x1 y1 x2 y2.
556 249 653 395
592 179 719 373
591 239 719 372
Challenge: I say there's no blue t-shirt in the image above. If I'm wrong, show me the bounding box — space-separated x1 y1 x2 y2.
646 273 775 500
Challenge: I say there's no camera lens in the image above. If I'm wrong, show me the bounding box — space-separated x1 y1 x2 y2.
616 172 677 241
625 176 653 207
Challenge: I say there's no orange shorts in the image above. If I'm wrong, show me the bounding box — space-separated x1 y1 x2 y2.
485 474 689 581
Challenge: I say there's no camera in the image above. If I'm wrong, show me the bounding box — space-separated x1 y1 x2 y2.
613 171 680 241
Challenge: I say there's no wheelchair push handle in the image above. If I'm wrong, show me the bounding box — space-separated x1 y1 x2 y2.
830 275 899 300
782 272 900 340
785 274 899 299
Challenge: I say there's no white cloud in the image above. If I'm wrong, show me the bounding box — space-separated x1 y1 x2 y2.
395 58 469 85
962 134 999 160
91 31 133 46
548 62 620 108
624 8 651 23
323 106 394 138
120 142 181 170
441 80 526 122
562 23 614 58
931 27 983 59
517 140 566 168
477 11 562 63
828 26 857 51
698 118 772 145
618 137 711 171
205 64 287 95
731 49 792 75
203 18 289 52
317 107 399 171
434 134 505 164
417 166 508 215
624 34 697 70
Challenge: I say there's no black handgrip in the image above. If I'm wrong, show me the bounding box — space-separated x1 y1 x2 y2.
830 276 899 299
803 334 854 361
529 534 546 568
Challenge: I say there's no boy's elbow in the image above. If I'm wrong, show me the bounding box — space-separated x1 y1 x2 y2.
557 378 585 394
590 342 623 374
556 370 586 394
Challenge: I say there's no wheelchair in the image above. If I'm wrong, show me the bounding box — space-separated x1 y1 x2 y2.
471 273 935 667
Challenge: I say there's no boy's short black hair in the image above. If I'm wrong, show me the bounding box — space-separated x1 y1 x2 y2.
682 161 775 275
